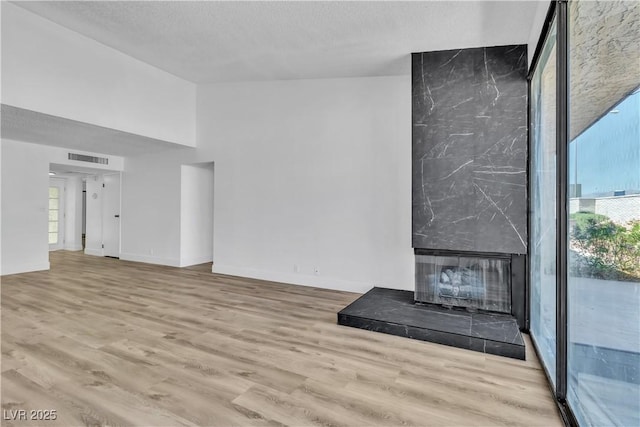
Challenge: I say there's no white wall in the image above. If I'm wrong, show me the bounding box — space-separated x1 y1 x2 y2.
122 76 413 293
569 195 640 226
1 141 50 275
180 163 214 267
206 76 414 291
202 77 414 292
120 152 183 266
595 195 640 225
0 139 123 275
1 2 196 146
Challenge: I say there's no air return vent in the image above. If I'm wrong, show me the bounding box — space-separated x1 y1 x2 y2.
68 153 108 165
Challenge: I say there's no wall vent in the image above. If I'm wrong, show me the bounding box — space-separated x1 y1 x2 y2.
68 153 108 165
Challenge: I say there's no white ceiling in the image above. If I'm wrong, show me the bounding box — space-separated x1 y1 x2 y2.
12 1 540 84
1 104 186 157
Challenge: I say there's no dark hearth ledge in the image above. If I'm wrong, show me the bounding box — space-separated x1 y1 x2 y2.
337 287 525 360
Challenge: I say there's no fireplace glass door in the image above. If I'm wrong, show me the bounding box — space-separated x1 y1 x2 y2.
415 253 511 313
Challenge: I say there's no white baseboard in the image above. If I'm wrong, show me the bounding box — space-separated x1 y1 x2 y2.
84 248 103 257
1 261 50 276
65 244 84 251
119 252 181 267
179 255 213 267
212 264 370 294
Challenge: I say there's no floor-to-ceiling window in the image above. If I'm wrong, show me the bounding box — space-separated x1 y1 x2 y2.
530 15 558 384
530 1 639 426
567 1 640 425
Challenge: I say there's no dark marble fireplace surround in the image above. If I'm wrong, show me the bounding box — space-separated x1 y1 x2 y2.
338 45 528 360
412 44 528 253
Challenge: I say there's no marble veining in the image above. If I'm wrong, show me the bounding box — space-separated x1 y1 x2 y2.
412 45 528 254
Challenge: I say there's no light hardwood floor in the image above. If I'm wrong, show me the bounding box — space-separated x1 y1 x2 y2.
1 251 562 426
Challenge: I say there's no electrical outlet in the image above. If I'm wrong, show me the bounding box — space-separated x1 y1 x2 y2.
293 264 300 273
314 266 320 275
149 248 154 255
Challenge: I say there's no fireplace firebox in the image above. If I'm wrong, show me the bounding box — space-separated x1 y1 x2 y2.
415 250 511 313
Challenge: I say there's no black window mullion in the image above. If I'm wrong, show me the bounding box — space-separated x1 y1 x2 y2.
555 0 569 402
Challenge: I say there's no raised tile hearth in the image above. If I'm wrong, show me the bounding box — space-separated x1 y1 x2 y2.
338 287 525 360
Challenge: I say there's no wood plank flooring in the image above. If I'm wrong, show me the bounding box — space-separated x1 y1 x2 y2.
1 251 562 426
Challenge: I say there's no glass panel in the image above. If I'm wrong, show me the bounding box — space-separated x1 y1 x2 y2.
568 1 640 425
48 222 58 233
48 232 58 245
48 210 59 222
530 17 557 384
415 254 511 313
49 198 59 210
49 187 59 198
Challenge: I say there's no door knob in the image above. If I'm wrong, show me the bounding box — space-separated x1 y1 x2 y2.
114 214 120 218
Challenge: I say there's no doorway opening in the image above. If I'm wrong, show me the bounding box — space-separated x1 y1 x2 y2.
49 164 121 260
180 162 214 268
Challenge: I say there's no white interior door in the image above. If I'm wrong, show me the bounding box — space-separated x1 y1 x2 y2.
102 174 121 258
85 177 103 255
48 178 65 251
